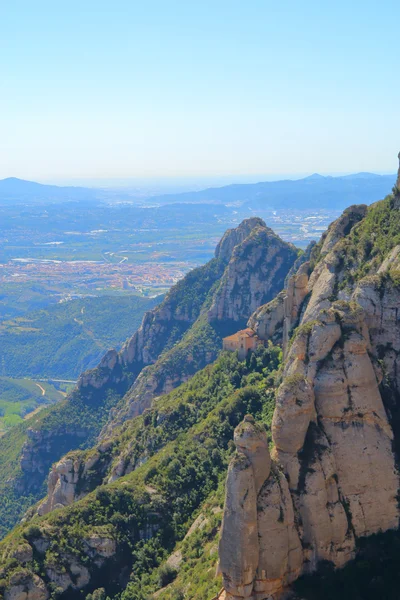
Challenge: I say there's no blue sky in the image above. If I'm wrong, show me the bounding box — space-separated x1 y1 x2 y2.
0 0 399 181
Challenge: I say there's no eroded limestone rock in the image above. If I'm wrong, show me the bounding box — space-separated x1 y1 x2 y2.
219 419 263 599
320 205 367 255
248 261 310 356
208 226 297 324
220 239 400 599
4 573 48 600
219 417 302 600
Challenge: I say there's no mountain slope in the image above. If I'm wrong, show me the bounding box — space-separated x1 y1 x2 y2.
99 218 297 428
217 188 400 597
3 183 400 600
0 345 281 600
0 178 102 204
1 185 400 600
149 172 395 210
0 218 297 541
0 294 161 379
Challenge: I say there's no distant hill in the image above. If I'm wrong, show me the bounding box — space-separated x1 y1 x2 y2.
149 172 395 210
0 172 395 209
0 177 105 204
0 294 161 379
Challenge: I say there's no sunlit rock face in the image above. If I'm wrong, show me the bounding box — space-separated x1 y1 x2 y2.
219 195 400 599
208 224 298 324
219 416 302 600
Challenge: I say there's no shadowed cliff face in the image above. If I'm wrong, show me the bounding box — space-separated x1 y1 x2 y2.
218 194 400 599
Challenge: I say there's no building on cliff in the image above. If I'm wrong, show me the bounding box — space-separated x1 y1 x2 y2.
222 328 262 360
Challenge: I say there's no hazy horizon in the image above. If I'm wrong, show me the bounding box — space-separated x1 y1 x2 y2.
1 1 399 180
0 170 396 198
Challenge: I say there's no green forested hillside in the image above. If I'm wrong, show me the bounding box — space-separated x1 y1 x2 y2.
0 345 281 599
0 294 161 379
0 380 126 538
0 377 68 434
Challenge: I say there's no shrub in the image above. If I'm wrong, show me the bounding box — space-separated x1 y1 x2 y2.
157 564 178 588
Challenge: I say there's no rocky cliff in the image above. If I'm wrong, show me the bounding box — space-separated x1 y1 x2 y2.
0 340 282 600
218 188 400 598
100 218 297 430
208 225 297 326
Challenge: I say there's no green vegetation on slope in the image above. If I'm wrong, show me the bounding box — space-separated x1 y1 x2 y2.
309 195 400 290
0 254 227 541
0 382 126 539
0 294 161 379
106 345 280 481
141 257 226 358
0 346 281 600
0 377 67 434
0 421 32 539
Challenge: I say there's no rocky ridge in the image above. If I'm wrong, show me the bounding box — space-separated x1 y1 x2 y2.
218 179 400 598
19 218 297 519
103 218 297 428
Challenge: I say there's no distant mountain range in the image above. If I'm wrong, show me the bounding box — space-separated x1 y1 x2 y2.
149 171 396 210
0 177 104 203
0 172 396 210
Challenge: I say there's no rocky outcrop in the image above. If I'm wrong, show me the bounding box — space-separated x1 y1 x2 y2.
83 218 275 393
83 217 294 409
396 151 400 194
249 261 310 355
215 218 267 263
34 440 114 517
18 424 88 493
37 456 82 515
319 204 367 256
219 193 400 599
77 349 121 389
37 451 100 516
0 526 117 600
208 226 297 325
220 302 400 597
377 244 400 273
219 416 302 599
284 241 315 287
273 301 399 541
45 560 90 593
248 291 286 343
4 573 49 600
